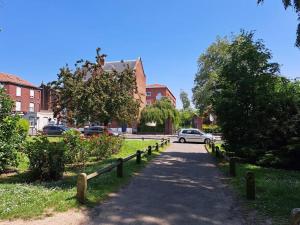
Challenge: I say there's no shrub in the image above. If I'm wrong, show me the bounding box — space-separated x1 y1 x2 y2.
0 116 27 173
0 88 28 173
17 118 30 134
63 129 90 165
25 136 65 180
89 134 123 160
202 124 222 134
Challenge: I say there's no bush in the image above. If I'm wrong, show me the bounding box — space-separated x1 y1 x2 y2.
63 129 89 165
202 124 222 134
25 136 65 180
17 118 30 134
0 116 27 173
89 134 123 160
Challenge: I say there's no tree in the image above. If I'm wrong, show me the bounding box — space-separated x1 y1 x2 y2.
179 91 191 110
212 31 300 169
140 98 179 131
258 0 300 47
0 88 27 172
51 49 141 126
192 38 230 114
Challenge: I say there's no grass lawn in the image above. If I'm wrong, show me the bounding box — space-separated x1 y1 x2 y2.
0 139 161 220
205 144 300 225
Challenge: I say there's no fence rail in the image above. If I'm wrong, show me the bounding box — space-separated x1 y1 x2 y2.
77 138 170 203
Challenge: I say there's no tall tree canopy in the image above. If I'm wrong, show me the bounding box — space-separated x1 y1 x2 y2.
212 31 300 169
258 0 300 47
192 38 230 114
51 48 141 126
179 91 191 110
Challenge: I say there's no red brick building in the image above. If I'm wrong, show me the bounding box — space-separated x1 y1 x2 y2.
0 73 41 114
146 84 176 107
102 58 146 132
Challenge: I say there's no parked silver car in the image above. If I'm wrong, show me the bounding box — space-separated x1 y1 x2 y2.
177 128 214 144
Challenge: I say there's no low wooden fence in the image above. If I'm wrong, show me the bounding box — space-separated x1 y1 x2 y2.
205 142 300 225
77 138 170 203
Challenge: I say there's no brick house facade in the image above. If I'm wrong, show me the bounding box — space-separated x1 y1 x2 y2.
0 73 41 114
146 84 176 107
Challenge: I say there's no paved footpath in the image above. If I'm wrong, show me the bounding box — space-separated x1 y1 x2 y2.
3 141 268 225
86 141 248 225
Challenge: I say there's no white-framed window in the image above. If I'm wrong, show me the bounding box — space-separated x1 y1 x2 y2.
30 89 34 98
29 103 34 112
146 92 151 97
156 92 162 100
16 101 21 111
16 87 21 96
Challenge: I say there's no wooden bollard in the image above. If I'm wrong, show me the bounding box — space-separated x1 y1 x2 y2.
290 208 300 225
156 143 159 151
246 172 255 200
215 147 220 158
229 158 236 177
77 173 87 203
212 143 215 153
142 137 144 141
117 158 123 178
136 150 141 164
148 146 152 155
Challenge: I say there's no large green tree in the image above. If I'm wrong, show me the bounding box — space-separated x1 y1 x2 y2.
192 38 230 114
213 31 300 169
140 98 179 129
258 0 300 47
51 49 140 126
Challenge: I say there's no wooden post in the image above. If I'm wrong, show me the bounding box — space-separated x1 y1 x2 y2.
212 142 215 153
215 147 220 158
156 143 159 151
290 208 300 225
147 146 152 155
229 158 236 177
142 137 144 141
117 158 123 178
77 173 87 203
246 171 255 200
136 150 141 164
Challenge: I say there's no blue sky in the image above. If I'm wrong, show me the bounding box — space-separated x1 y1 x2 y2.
0 0 299 108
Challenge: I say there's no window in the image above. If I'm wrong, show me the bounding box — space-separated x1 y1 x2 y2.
16 101 21 111
16 87 21 96
30 89 34 98
146 92 151 97
156 92 162 100
192 130 201 135
29 103 34 112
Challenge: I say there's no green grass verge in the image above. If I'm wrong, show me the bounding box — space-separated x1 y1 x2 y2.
0 140 163 220
205 143 300 225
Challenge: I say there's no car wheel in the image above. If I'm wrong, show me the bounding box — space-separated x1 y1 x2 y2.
179 138 186 143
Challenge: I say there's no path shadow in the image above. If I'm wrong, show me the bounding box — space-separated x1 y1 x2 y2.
84 149 245 225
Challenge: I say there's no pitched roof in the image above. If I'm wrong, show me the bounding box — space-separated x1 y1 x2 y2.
0 72 38 88
146 84 167 88
103 60 137 72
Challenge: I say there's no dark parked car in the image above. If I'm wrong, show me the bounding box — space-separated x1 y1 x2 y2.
84 126 104 136
43 125 69 136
